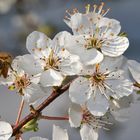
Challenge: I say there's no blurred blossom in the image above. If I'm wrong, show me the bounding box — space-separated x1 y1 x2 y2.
0 0 16 14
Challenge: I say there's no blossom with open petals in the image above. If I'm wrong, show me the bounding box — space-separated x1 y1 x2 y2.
69 56 133 116
69 104 112 140
26 31 82 87
0 55 47 104
30 125 69 140
64 3 129 65
0 121 13 140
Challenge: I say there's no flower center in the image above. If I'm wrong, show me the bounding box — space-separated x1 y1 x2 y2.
82 108 112 130
14 74 31 95
85 37 103 50
89 64 106 86
82 108 94 124
43 51 60 71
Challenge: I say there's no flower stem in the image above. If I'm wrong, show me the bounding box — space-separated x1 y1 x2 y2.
12 81 71 136
15 98 25 126
40 115 69 120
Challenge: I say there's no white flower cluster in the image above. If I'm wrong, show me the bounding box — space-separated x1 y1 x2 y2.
0 3 140 140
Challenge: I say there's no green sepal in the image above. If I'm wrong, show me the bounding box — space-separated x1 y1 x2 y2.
118 32 127 37
21 118 39 133
83 75 91 79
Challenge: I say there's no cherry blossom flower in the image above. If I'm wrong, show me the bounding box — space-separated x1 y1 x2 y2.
69 56 133 116
64 3 129 65
0 0 16 14
0 55 47 104
69 104 112 140
26 31 82 87
0 121 13 140
30 125 69 140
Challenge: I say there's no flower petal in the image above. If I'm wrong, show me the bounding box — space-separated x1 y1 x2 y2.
59 52 83 75
69 104 82 128
53 125 69 140
80 124 99 140
52 31 72 50
69 77 91 105
87 88 109 116
40 69 64 87
0 121 13 140
65 35 103 65
100 55 127 72
98 17 121 39
110 95 132 122
64 13 90 35
105 78 133 99
102 36 129 57
127 60 140 83
23 83 48 105
26 31 52 57
17 54 42 76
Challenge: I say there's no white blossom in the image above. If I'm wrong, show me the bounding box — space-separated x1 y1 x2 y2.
0 0 16 14
26 31 82 87
0 55 48 105
69 104 112 140
64 3 129 65
0 121 13 140
69 56 133 116
30 125 69 140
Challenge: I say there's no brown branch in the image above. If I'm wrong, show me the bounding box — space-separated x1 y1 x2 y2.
12 82 70 136
40 115 69 121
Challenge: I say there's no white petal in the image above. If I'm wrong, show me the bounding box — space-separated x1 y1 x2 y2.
102 36 129 57
111 108 130 122
69 77 91 105
30 137 48 140
80 124 99 140
110 95 132 122
53 125 69 140
0 121 13 140
106 78 133 99
17 54 42 76
64 13 90 35
98 18 121 39
87 88 109 116
59 53 83 75
11 57 25 75
127 60 140 83
65 35 103 65
23 83 48 105
69 104 82 128
40 69 64 87
100 55 127 72
26 31 52 57
52 31 72 50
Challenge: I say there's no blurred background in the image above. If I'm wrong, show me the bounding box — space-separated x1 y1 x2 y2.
0 0 140 140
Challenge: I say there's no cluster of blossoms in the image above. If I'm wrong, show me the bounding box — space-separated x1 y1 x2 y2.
0 3 140 140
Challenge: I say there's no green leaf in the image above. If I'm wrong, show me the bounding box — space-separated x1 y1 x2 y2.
21 118 39 133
